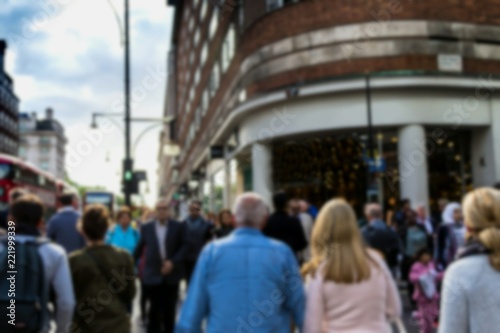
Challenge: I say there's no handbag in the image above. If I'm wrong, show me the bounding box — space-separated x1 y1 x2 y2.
391 317 408 333
419 271 437 300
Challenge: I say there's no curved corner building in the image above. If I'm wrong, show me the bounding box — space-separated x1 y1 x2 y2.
159 0 500 214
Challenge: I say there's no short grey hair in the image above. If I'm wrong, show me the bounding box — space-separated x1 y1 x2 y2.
232 192 269 228
366 203 383 219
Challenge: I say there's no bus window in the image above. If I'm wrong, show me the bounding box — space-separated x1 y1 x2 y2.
17 167 38 186
84 192 114 214
0 163 14 180
0 164 10 179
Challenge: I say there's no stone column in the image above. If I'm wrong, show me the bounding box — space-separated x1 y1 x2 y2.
398 125 430 211
252 143 273 210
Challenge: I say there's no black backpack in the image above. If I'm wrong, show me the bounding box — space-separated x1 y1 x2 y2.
364 225 401 268
0 237 49 333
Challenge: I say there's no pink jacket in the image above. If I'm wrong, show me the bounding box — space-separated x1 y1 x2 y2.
304 250 402 333
409 261 443 302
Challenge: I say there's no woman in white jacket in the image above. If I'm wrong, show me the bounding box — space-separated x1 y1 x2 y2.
439 187 500 333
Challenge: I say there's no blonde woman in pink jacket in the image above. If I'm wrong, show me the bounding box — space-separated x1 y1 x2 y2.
302 198 402 333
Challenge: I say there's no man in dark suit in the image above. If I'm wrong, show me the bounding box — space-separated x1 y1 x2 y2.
134 199 188 333
263 191 307 258
46 193 85 253
183 200 213 285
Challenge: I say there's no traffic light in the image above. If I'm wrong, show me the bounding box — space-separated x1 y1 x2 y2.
123 158 137 195
124 170 133 181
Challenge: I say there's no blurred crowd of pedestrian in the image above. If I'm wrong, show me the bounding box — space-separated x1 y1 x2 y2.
1 185 500 333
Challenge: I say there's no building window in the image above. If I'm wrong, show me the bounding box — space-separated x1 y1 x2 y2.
200 43 208 66
19 146 26 158
195 107 201 130
202 90 209 115
189 16 196 33
239 89 247 103
39 136 51 145
221 25 236 73
189 50 196 66
194 29 201 47
200 0 208 20
267 0 283 11
209 12 218 39
209 63 220 97
40 146 50 156
239 2 245 28
194 68 201 87
40 161 50 171
189 87 195 104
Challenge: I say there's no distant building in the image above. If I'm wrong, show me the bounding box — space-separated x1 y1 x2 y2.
19 108 67 178
0 40 20 155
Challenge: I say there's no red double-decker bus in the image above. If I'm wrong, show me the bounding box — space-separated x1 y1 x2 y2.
0 154 78 216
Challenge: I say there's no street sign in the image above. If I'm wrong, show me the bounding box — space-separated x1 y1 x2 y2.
134 170 147 181
210 145 225 159
437 54 462 72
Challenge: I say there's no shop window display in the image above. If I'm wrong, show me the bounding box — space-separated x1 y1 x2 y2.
273 134 368 213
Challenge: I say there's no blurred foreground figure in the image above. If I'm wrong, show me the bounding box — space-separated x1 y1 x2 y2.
69 204 136 333
46 193 85 254
439 188 500 333
135 199 188 333
183 200 213 285
175 192 305 333
436 202 465 269
302 199 402 333
0 194 75 333
263 191 307 258
0 187 27 233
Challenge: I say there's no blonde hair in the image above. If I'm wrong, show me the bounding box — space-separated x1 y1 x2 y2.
301 198 375 283
463 187 500 271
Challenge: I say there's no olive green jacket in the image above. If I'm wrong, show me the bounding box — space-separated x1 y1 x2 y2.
69 245 136 333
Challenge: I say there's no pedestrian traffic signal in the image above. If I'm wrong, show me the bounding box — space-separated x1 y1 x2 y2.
124 170 133 181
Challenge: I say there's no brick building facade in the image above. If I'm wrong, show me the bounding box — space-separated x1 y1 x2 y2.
159 0 500 213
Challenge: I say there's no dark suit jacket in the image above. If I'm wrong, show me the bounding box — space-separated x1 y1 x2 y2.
263 211 307 254
46 209 85 254
134 219 188 286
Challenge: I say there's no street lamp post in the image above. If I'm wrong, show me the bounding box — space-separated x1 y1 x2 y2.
124 0 132 207
90 112 175 204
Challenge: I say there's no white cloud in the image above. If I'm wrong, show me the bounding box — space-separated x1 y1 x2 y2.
5 0 173 206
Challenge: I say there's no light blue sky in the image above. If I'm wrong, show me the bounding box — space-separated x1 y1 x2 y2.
1 0 173 206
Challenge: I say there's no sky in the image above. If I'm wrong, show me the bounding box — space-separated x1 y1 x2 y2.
1 0 173 206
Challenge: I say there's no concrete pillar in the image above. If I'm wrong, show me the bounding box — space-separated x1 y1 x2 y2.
490 97 500 183
471 128 495 187
208 176 215 212
252 143 273 210
398 125 430 211
223 160 231 209
198 179 205 203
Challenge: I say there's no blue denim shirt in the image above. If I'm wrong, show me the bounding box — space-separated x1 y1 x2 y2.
175 228 305 333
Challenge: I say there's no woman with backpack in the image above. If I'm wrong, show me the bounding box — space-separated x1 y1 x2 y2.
70 204 136 333
106 206 140 255
439 188 500 333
